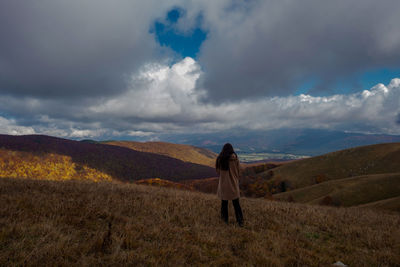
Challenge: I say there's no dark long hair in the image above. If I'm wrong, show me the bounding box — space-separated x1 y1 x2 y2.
216 143 236 171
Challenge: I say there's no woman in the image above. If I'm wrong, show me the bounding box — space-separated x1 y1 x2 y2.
216 143 244 227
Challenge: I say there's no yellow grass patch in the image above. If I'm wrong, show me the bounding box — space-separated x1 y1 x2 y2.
0 149 112 182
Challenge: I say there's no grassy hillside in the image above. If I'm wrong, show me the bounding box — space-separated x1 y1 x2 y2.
135 178 194 191
357 196 400 212
104 141 217 167
265 143 400 190
274 173 400 211
0 134 217 182
1 178 399 266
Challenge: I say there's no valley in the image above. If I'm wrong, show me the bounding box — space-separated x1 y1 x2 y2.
236 151 309 162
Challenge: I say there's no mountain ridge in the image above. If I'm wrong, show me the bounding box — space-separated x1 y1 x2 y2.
103 140 216 167
165 128 400 156
0 134 216 182
264 142 400 190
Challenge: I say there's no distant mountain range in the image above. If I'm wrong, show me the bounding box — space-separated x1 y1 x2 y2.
163 128 400 156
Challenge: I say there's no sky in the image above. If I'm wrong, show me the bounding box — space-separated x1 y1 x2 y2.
0 0 400 139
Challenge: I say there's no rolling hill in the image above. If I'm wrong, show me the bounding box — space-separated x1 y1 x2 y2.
0 134 217 182
274 173 400 211
250 143 400 211
1 134 398 212
104 141 217 167
357 196 400 211
1 177 399 266
263 142 400 190
131 142 400 211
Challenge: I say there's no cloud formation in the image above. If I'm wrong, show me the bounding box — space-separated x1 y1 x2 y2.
193 0 400 100
0 0 177 98
0 116 35 135
1 1 400 138
1 58 399 137
2 1 400 101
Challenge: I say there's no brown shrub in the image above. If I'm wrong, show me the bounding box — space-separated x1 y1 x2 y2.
315 174 327 184
320 196 341 207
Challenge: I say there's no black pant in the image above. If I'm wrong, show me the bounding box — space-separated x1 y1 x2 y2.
221 198 243 224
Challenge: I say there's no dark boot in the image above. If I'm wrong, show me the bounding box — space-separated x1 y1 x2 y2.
232 198 244 227
221 200 228 224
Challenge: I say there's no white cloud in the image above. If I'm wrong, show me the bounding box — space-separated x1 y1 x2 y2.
0 58 399 138
86 58 400 135
91 57 206 120
0 116 35 135
1 1 400 139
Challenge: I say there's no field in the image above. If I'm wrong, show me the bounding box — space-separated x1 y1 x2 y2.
1 178 399 266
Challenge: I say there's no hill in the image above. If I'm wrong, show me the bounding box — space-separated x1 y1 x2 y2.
104 141 217 167
0 134 217 182
357 196 400 212
263 142 400 191
1 178 399 266
274 173 400 211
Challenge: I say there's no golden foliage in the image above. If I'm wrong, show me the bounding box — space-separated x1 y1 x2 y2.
0 148 112 182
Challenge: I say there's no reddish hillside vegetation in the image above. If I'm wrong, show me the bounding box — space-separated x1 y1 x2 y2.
0 134 217 182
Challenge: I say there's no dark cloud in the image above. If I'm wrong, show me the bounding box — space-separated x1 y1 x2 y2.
0 0 170 99
2 0 399 102
0 1 399 138
195 0 400 101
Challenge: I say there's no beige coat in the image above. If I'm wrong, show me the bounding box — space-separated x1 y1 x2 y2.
216 153 241 200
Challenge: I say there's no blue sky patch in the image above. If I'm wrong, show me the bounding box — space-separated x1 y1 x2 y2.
295 68 400 96
151 8 207 59
361 68 400 89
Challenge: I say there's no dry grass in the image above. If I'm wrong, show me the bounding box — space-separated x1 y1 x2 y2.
105 141 217 167
268 143 400 190
274 173 400 211
1 178 399 266
357 196 400 212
